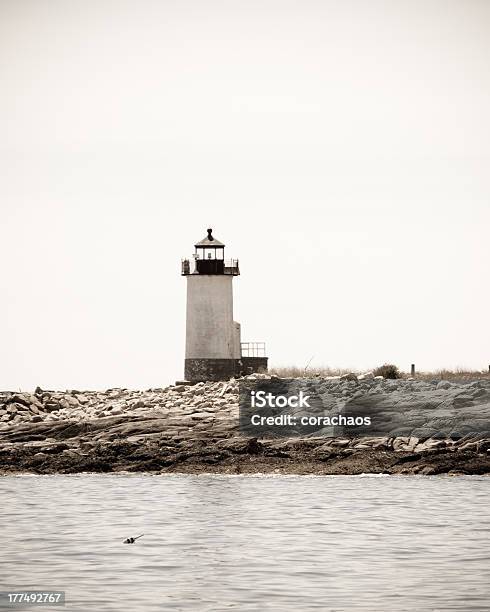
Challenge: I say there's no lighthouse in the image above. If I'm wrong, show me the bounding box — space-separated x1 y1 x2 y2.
181 228 267 382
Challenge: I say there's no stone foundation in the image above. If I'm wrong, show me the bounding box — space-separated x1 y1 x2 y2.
185 358 240 382
240 357 268 376
184 357 269 382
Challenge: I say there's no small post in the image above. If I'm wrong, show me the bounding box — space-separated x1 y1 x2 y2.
411 363 416 377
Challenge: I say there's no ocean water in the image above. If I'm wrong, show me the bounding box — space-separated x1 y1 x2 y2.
0 474 489 611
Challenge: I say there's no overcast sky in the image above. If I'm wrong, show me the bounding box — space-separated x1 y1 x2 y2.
1 0 489 390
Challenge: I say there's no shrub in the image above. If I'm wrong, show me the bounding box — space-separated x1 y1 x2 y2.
373 363 401 379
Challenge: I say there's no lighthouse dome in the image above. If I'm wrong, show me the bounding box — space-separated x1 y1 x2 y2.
194 228 225 248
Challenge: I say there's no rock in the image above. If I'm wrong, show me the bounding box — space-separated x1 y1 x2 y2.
411 427 442 440
353 437 391 449
358 371 374 380
25 395 43 409
328 439 351 447
61 449 81 460
419 466 437 475
245 438 262 454
7 394 31 407
340 373 358 382
437 381 452 390
9 402 28 413
414 439 447 452
218 385 227 397
32 452 48 461
36 443 69 454
384 381 399 390
458 441 481 452
44 402 60 413
393 437 411 451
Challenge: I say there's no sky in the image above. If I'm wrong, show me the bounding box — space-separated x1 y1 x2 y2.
1 0 489 390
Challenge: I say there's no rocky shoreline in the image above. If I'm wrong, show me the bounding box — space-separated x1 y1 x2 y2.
1 375 490 476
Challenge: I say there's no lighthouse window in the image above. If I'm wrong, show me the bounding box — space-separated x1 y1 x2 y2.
196 246 224 260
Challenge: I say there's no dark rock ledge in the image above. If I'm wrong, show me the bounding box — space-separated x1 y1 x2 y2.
1 376 489 476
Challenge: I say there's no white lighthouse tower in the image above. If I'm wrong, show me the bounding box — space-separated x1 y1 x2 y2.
181 228 267 382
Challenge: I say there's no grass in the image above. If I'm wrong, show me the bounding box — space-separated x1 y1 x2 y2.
269 365 489 381
268 366 353 378
415 368 489 381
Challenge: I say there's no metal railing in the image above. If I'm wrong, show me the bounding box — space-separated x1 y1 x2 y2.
223 259 239 275
241 342 266 357
181 258 239 275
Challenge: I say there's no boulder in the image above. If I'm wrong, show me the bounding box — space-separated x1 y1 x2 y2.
340 373 358 382
9 402 28 413
358 371 374 380
393 437 411 451
437 381 452 390
7 394 31 407
44 402 61 413
414 439 447 452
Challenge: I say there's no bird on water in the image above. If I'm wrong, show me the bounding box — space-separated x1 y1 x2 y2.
123 534 144 544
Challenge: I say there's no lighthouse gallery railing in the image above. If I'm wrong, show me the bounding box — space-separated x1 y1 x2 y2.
241 342 266 357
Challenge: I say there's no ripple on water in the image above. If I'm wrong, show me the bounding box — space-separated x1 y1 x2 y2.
0 474 489 611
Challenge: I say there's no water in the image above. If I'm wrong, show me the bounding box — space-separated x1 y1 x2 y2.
1 474 489 611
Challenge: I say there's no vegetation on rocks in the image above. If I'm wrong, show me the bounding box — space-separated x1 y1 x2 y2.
373 364 401 379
